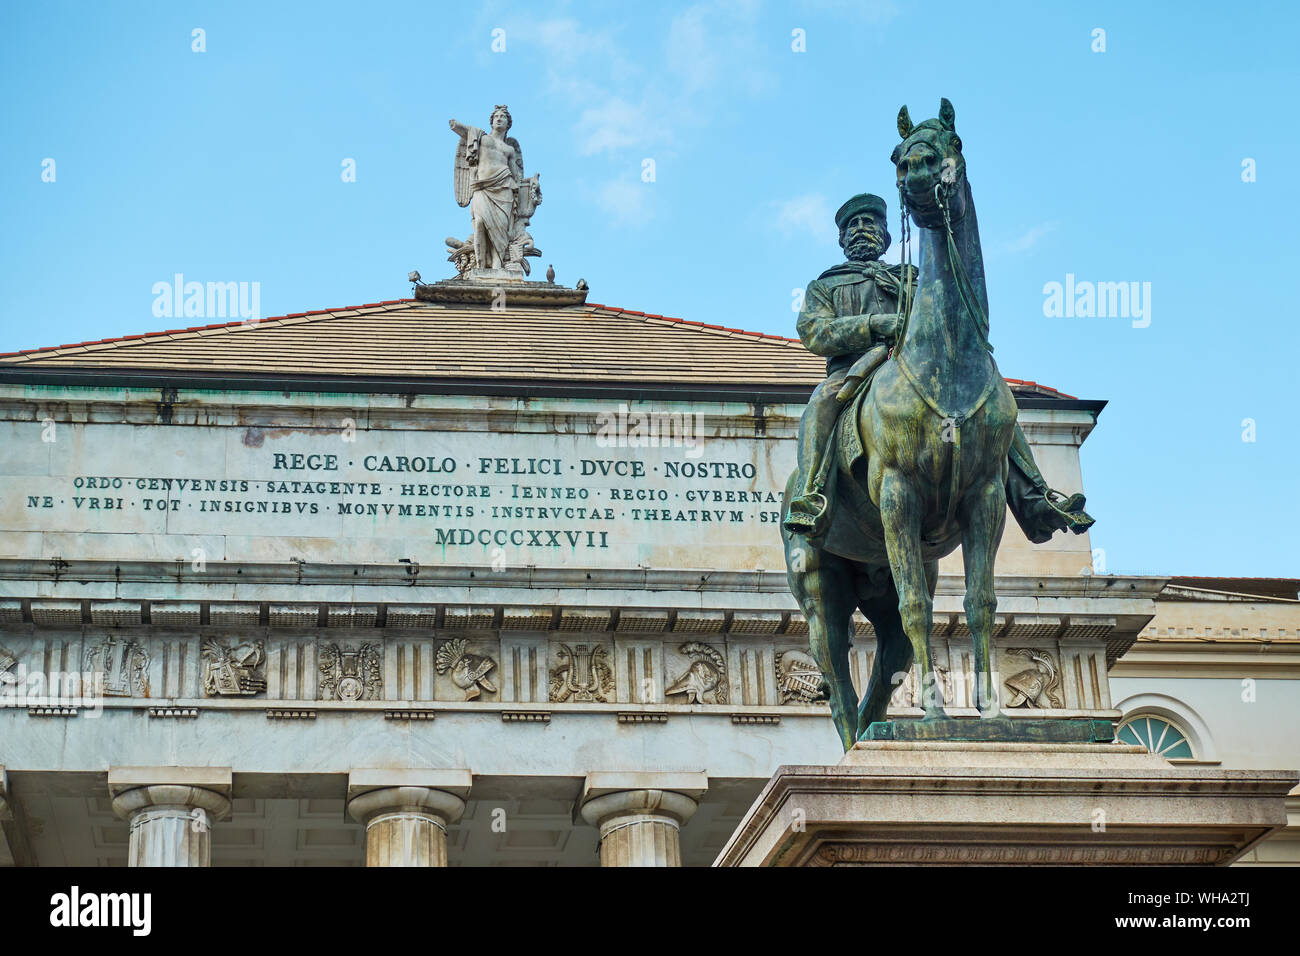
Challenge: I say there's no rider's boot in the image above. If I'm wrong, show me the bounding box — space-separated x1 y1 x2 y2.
784 490 830 539
1006 424 1095 543
785 371 856 540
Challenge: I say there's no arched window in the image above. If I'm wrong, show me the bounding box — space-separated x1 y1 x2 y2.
1116 713 1195 759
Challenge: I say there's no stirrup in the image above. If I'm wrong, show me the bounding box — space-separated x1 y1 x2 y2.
784 492 829 538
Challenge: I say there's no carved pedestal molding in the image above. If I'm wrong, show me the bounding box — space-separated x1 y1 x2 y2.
579 772 708 867
713 743 1299 867
108 767 233 867
346 769 471 867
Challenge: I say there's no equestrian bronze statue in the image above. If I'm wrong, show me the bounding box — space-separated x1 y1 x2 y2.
781 99 1094 751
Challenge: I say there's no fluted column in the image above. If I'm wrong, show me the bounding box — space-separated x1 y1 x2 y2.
346 770 471 867
108 768 233 867
579 772 707 867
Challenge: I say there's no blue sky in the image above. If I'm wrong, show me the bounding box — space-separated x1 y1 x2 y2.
1 0 1296 577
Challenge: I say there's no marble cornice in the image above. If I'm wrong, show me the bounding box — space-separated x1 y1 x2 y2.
0 557 1165 598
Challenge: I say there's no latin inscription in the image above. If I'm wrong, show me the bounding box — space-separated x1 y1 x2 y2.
3 425 793 568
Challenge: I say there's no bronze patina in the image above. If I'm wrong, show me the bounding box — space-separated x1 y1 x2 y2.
782 99 1095 750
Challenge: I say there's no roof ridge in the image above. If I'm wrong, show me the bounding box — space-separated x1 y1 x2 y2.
0 299 417 359
585 302 802 345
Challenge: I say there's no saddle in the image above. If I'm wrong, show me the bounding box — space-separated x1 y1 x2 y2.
836 351 882 478
784 346 888 538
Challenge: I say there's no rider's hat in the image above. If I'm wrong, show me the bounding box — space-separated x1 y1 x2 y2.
834 193 888 230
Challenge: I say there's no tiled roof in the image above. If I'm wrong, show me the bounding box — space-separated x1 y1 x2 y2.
0 297 1081 398
0 300 820 387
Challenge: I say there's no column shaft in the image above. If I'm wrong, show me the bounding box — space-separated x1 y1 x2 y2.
128 807 210 867
364 810 448 866
110 784 232 867
580 789 700 867
598 811 683 866
346 785 465 867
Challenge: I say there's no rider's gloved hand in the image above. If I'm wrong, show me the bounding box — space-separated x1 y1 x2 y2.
869 312 902 342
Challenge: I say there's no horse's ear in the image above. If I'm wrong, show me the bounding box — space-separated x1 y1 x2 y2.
939 98 956 130
897 105 914 139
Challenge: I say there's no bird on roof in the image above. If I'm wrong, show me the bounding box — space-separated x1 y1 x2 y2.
576 278 588 291
546 264 555 283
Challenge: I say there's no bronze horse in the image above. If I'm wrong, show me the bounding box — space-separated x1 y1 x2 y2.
782 99 1018 750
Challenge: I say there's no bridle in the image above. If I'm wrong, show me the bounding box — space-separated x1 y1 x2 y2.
892 153 991 357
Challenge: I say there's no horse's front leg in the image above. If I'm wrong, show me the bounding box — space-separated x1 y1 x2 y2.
879 470 944 721
961 477 1007 716
786 539 859 751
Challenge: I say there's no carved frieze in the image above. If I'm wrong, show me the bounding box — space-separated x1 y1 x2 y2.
549 643 614 703
84 637 149 697
318 642 383 701
201 638 267 697
775 650 823 704
1002 648 1063 708
665 642 727 705
436 638 498 700
890 663 953 709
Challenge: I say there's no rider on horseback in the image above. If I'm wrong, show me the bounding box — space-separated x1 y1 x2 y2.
784 191 1094 544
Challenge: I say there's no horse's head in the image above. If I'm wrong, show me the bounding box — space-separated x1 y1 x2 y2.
891 97 967 228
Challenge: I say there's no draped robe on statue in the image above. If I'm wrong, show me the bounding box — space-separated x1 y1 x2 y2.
464 127 517 269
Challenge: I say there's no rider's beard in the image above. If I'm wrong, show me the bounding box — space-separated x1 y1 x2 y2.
845 233 883 262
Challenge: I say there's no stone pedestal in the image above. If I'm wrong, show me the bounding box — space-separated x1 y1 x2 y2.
108 767 233 867
714 743 1298 867
346 770 471 867
579 772 707 867
414 278 588 307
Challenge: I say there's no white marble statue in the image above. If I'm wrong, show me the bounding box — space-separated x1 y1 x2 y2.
448 105 542 279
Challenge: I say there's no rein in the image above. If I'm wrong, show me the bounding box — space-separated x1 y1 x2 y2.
893 180 991 355
890 178 998 539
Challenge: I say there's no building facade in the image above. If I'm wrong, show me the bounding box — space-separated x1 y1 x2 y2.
0 290 1294 865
